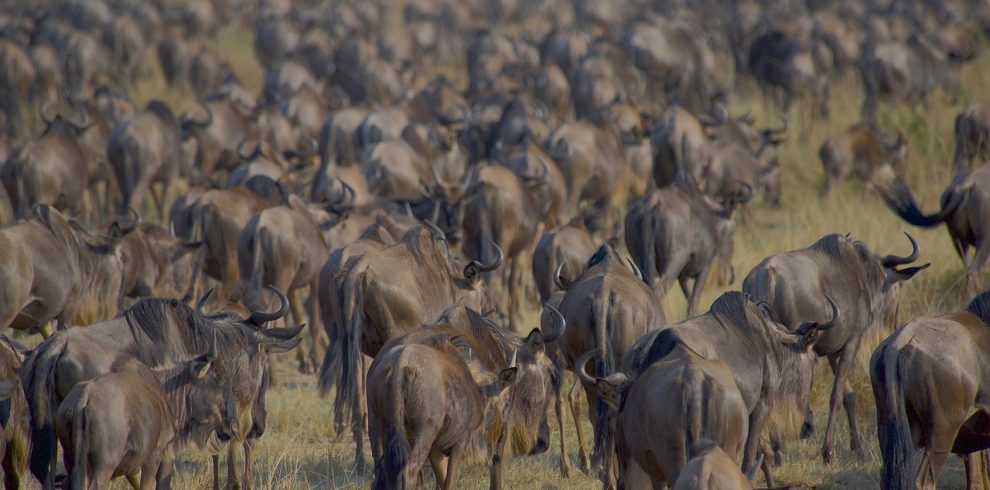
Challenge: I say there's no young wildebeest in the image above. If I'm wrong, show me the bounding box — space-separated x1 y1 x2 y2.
954 101 990 169
555 244 666 484
743 233 927 465
577 343 749 488
55 344 237 489
21 289 301 490
877 168 985 293
320 225 501 470
624 174 746 316
819 122 906 196
0 334 29 489
871 290 990 489
367 305 563 490
673 440 756 490
598 292 836 487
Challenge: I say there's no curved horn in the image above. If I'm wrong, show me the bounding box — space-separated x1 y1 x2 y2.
467 239 502 273
422 219 446 242
208 328 219 360
509 350 517 368
183 103 214 129
697 104 727 126
553 262 568 290
246 285 289 325
882 232 920 267
40 102 56 126
575 348 600 385
768 114 788 136
818 296 840 330
735 180 754 205
431 164 445 186
196 288 214 315
542 303 566 342
328 178 356 213
66 108 94 132
118 207 142 235
626 257 644 282
236 138 261 161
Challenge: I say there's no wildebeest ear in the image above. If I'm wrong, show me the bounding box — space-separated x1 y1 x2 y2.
481 367 518 397
264 337 302 354
596 379 622 409
881 263 931 293
188 359 213 379
107 223 123 243
524 328 545 351
0 380 15 400
800 327 820 350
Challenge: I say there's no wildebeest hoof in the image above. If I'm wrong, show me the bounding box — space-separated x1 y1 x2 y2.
800 422 814 439
773 449 784 467
822 446 836 465
560 464 571 478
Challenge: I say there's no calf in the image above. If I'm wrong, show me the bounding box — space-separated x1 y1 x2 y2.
820 122 905 195
55 352 237 490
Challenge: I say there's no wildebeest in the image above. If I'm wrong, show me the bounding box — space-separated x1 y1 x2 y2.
319 225 501 470
237 194 345 372
624 175 747 316
368 304 563 489
673 440 757 490
0 205 138 337
108 100 195 220
1 110 95 220
861 34 960 122
820 122 906 195
118 223 201 300
953 101 990 169
0 334 28 489
748 30 831 119
554 244 665 484
461 163 543 327
595 291 837 486
55 349 237 489
21 288 301 489
871 290 990 489
580 344 749 488
743 233 928 465
531 216 597 305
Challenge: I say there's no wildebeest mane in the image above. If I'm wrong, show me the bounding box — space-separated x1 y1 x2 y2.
146 100 176 126
123 298 246 367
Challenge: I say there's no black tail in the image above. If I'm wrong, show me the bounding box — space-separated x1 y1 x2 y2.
876 178 964 228
20 339 65 486
871 341 914 490
373 367 411 490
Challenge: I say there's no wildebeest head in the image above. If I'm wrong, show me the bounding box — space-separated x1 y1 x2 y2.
177 333 240 446
417 162 476 244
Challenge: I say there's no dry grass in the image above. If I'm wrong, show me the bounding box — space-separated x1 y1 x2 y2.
14 13 990 490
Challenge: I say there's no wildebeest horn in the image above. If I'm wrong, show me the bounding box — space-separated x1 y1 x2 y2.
40 102 55 125
768 114 788 136
422 219 446 242
246 286 289 325
575 349 600 385
117 207 141 235
65 109 94 132
553 262 568 290
197 288 215 315
466 239 503 273
882 232 920 267
509 350 517 368
735 180 754 205
327 178 356 213
431 164 445 186
208 329 219 361
523 158 549 186
183 103 214 129
626 257 644 282
697 104 727 126
818 296 840 330
542 303 566 342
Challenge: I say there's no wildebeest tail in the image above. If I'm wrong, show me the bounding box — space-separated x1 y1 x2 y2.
64 391 89 490
591 293 617 480
954 112 971 169
329 269 364 431
876 177 965 228
20 338 65 484
871 341 913 490
374 366 412 490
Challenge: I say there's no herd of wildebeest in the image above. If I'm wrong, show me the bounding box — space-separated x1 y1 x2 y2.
3 0 990 488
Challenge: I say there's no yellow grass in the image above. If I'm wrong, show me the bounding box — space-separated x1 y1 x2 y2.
13 11 990 490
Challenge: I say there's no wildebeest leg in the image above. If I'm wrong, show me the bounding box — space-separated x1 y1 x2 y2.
287 288 312 373
568 379 591 473
353 354 369 473
743 401 770 483
967 244 990 295
428 450 447 489
964 451 990 490
822 342 863 464
212 455 220 490
760 442 776 488
555 369 572 478
443 442 466 490
687 266 710 317
404 427 439 489
243 440 254 490
2 438 24 490
150 180 170 223
509 258 522 329
307 282 328 369
226 442 242 490
490 421 510 490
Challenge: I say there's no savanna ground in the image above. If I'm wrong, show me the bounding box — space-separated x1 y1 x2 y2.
14 8 990 490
